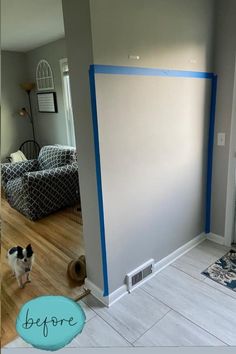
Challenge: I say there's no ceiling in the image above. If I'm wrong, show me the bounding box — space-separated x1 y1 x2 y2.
1 0 65 52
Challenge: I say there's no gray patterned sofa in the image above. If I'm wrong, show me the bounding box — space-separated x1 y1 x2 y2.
1 145 80 220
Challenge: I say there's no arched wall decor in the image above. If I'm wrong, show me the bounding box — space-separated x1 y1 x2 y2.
36 59 54 91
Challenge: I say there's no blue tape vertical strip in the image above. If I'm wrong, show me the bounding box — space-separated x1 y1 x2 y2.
205 75 218 234
89 65 109 296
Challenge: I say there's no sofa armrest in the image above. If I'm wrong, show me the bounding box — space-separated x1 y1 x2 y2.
24 163 79 198
25 163 78 181
1 159 39 189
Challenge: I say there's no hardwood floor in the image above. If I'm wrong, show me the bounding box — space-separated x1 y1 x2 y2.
1 197 88 347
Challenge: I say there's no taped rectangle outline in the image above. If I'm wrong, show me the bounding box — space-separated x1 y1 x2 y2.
89 64 217 297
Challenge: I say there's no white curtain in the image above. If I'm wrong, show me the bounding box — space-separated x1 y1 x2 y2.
61 60 76 147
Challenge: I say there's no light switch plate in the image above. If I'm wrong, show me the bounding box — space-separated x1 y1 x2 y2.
217 133 226 146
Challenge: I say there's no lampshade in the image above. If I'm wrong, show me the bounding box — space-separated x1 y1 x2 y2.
20 82 35 92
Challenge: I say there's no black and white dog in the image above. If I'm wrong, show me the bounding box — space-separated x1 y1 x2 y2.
7 244 34 288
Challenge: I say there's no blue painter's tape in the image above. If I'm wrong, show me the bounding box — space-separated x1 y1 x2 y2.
92 64 214 79
89 63 216 292
205 74 218 233
89 65 109 296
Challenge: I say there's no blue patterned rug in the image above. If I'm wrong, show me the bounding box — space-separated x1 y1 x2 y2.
202 249 236 292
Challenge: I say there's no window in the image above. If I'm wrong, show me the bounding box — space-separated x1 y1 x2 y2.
36 59 54 91
60 58 76 147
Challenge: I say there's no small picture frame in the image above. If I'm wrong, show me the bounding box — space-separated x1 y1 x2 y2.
37 92 58 113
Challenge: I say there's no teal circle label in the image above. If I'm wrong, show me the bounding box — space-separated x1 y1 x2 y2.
16 295 86 351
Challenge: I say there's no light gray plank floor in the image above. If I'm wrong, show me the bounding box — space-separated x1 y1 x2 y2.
5 240 235 348
203 277 236 299
171 239 229 281
142 266 236 345
134 310 226 347
83 288 170 343
4 337 32 349
68 316 131 347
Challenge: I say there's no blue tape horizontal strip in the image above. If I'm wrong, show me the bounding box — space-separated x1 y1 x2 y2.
92 64 214 79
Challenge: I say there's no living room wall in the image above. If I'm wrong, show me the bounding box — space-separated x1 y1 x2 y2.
1 51 32 160
26 38 68 147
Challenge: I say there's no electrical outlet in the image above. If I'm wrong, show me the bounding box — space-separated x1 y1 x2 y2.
217 133 226 146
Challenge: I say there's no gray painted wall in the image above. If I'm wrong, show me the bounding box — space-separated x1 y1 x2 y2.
1 51 32 160
90 0 215 293
62 0 104 291
90 0 214 71
26 38 68 147
96 74 210 292
211 0 236 238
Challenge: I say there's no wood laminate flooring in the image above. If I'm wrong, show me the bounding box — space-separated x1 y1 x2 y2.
1 197 87 347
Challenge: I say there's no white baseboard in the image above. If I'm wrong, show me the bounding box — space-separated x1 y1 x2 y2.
107 284 127 306
84 278 106 305
206 232 225 245
84 279 127 307
85 232 206 307
153 232 206 273
84 279 107 306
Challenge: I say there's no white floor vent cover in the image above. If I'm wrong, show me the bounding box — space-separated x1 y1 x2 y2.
125 259 154 292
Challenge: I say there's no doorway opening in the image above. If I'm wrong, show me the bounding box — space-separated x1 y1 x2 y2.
1 0 88 347
225 54 236 247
